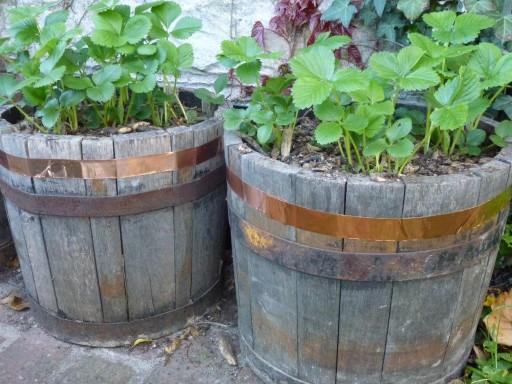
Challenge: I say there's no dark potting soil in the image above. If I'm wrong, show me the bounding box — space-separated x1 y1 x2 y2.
244 117 497 177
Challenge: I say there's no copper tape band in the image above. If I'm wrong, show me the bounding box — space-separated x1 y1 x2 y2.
227 168 511 242
0 166 226 217
0 137 223 180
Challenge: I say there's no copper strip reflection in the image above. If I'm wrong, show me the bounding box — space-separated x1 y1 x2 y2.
227 168 510 241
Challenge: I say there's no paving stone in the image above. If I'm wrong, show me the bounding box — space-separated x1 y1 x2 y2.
0 328 70 383
51 355 137 384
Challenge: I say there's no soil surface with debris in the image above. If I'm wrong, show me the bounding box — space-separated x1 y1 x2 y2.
0 261 261 384
249 117 496 177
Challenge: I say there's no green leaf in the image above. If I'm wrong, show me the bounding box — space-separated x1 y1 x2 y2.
171 16 202 39
484 54 512 88
314 100 343 122
91 10 125 47
423 11 457 32
236 60 262 85
10 18 40 44
466 129 486 147
177 43 194 69
490 134 507 147
386 118 412 142
434 70 480 105
22 87 46 106
129 74 157 93
250 110 274 125
214 74 228 94
397 46 425 75
193 88 225 105
431 104 468 131
223 108 245 130
314 33 352 50
333 68 370 92
495 15 512 42
408 33 444 59
467 98 491 123
370 101 394 115
494 95 512 119
400 66 440 91
373 0 387 17
397 0 429 22
365 115 386 138
33 66 66 88
37 99 60 129
290 46 335 80
123 15 152 44
468 43 502 80
63 76 94 90
496 121 512 139
321 0 358 28
292 78 333 108
424 11 495 44
387 138 414 158
369 52 399 80
137 45 158 55
315 121 342 145
152 1 181 28
40 41 67 75
86 82 115 102
45 10 69 26
363 138 388 156
220 37 263 63
344 114 368 134
0 75 19 98
257 125 273 144
59 90 85 107
92 64 122 84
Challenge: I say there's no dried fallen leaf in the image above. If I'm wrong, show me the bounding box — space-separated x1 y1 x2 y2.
0 293 29 311
131 337 153 348
448 379 464 384
6 257 19 269
483 288 512 346
164 338 182 355
218 335 237 366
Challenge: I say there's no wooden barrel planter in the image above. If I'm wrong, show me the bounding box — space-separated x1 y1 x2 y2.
0 119 227 347
225 123 511 384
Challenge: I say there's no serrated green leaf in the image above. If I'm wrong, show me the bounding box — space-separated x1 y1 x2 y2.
370 101 395 115
59 90 85 107
466 128 486 146
290 46 335 80
464 0 497 13
431 104 468 130
250 110 274 125
214 74 228 94
193 88 224 105
366 115 387 138
334 68 370 92
220 37 263 63
123 15 152 44
223 108 245 130
369 51 399 80
344 114 368 134
467 98 490 123
494 95 512 119
321 0 358 28
408 33 444 58
91 10 126 47
424 11 495 44
10 18 40 44
152 1 181 28
363 138 388 156
314 34 352 50
496 121 512 139
397 46 425 75
236 60 262 85
257 125 273 144
292 78 333 108
315 121 342 145
490 134 507 147
387 138 414 158
495 15 512 42
171 16 202 39
137 45 158 55
434 70 480 106
135 1 166 14
37 99 60 128
86 82 115 102
40 41 67 75
45 10 69 26
423 11 456 31
129 74 156 93
314 100 343 122
0 75 19 98
63 76 94 90
177 43 194 69
397 0 429 22
22 86 46 106
386 118 412 142
33 66 66 88
92 64 122 84
468 42 502 80
400 66 440 91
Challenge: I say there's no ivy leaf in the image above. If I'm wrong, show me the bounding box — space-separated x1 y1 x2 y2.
63 76 94 90
314 100 344 122
386 118 412 142
92 64 122 84
431 104 468 131
0 75 19 98
59 90 85 107
363 138 388 156
397 0 429 22
214 74 228 94
387 138 414 158
33 66 66 88
495 15 512 42
257 125 273 144
223 108 245 130
322 0 358 28
152 1 181 29
171 16 202 39
464 0 497 13
129 74 157 93
236 60 262 85
124 15 152 44
373 0 387 17
292 78 333 108
496 121 512 139
86 82 115 102
315 121 342 145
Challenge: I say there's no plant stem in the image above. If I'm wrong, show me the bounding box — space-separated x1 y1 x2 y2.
423 104 433 154
12 103 45 132
348 134 365 172
344 131 353 168
472 85 506 130
449 128 462 156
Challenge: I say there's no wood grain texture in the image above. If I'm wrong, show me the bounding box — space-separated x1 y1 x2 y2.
82 137 127 323
28 134 102 322
114 131 175 320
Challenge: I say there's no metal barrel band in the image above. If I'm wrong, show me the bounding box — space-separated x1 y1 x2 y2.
0 166 226 217
0 136 223 180
230 211 505 281
227 167 511 242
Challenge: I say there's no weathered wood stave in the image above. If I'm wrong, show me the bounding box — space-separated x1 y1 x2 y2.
226 130 510 384
0 120 226 347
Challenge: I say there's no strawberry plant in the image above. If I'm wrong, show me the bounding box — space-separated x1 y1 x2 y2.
0 1 208 134
223 10 512 174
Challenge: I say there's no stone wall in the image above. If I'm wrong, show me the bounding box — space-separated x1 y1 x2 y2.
0 0 277 87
